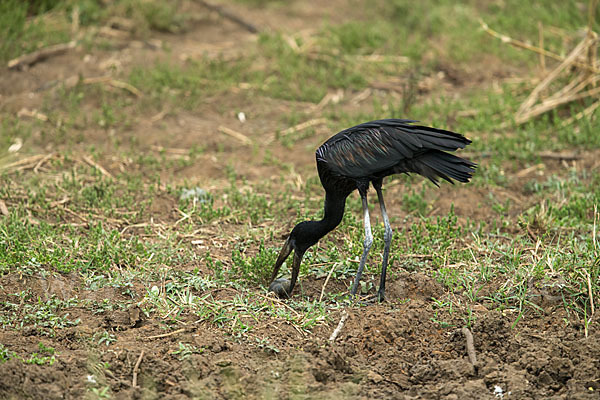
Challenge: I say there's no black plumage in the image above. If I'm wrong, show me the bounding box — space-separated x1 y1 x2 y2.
269 119 476 301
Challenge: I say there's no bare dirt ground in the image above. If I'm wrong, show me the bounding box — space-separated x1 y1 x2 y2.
1 1 599 399
1 270 599 399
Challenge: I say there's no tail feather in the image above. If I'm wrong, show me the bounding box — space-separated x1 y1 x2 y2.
399 150 476 186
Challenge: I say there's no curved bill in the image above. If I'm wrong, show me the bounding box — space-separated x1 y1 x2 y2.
287 251 303 295
270 236 292 283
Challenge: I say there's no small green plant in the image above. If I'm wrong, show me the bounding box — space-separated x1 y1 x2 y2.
230 241 279 285
90 386 111 398
430 298 455 328
402 187 429 215
137 0 186 33
254 337 280 354
172 342 203 360
25 342 56 365
0 295 80 335
0 344 16 363
96 331 117 347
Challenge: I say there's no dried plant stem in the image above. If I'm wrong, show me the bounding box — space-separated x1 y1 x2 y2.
480 21 600 74
82 76 142 97
517 36 592 117
586 270 595 317
71 6 80 35
546 74 588 103
588 0 599 34
82 155 113 178
319 262 338 302
266 118 327 144
0 200 9 216
483 2 600 125
560 100 600 127
280 118 327 136
329 310 348 342
538 21 546 71
217 126 252 145
132 350 144 388
594 205 598 252
0 155 45 171
517 85 600 124
8 41 76 70
144 328 186 340
33 153 55 173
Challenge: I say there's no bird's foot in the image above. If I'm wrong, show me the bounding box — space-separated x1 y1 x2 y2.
269 278 291 299
353 291 386 305
354 294 378 305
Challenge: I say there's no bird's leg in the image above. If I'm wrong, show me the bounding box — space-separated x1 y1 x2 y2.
374 184 392 302
350 192 373 297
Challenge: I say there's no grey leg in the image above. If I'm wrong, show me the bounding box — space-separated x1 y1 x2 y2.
375 185 392 302
350 192 373 297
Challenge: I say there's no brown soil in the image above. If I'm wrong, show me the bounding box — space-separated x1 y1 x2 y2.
1 271 598 399
1 1 599 399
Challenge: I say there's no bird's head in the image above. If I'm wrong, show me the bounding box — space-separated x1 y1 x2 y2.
269 222 318 298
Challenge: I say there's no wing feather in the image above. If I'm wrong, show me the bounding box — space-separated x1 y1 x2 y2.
316 120 471 179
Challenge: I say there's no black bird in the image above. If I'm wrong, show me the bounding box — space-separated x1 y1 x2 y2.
269 119 476 301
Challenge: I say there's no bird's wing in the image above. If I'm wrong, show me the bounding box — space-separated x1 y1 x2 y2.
316 119 471 178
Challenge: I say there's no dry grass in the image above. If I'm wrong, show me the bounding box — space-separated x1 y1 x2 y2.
482 0 600 126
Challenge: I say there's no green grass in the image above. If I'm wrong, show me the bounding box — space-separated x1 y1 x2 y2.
0 342 56 365
256 33 369 102
0 292 80 336
1 1 599 374
0 0 71 63
376 0 597 64
129 58 255 109
0 0 188 62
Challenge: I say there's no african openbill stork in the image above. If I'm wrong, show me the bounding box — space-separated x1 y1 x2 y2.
269 119 475 301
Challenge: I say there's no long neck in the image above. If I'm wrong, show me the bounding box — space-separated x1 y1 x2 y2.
312 192 347 239
294 192 347 253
